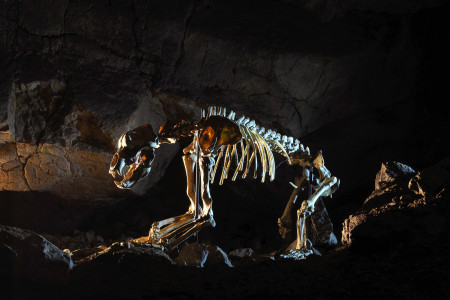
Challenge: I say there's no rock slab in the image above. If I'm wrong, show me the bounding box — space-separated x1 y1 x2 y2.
175 242 233 267
0 224 73 282
342 159 450 254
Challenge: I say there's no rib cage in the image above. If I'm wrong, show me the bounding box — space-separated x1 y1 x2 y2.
204 106 311 185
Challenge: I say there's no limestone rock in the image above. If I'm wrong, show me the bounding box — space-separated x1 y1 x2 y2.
375 161 416 190
0 77 178 199
0 224 73 282
228 248 256 265
342 160 450 254
7 79 66 144
0 124 13 144
0 142 30 191
408 156 450 197
229 247 255 258
175 243 233 268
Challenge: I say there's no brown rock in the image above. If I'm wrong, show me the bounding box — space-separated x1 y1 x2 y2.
408 156 450 197
7 80 66 144
375 161 416 190
0 143 29 191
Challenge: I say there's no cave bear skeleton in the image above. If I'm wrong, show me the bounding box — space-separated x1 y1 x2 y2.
109 106 340 258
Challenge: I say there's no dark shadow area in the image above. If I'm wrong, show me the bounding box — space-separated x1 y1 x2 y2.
0 191 88 234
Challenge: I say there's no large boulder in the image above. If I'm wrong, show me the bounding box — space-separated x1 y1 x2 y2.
408 156 450 197
342 160 450 254
375 161 416 190
175 242 233 267
0 224 73 282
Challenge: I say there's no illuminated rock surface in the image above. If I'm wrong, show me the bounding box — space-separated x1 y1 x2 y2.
342 159 450 253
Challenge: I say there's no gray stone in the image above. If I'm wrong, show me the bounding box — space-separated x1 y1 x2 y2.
0 224 73 282
228 247 255 259
7 79 66 144
375 161 416 190
175 242 233 268
342 159 449 252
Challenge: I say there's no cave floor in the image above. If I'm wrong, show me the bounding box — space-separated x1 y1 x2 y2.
6 242 450 300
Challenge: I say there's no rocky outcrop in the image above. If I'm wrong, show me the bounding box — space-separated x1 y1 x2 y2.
0 224 73 282
408 156 450 197
0 78 178 199
374 161 416 191
342 159 450 253
175 242 233 267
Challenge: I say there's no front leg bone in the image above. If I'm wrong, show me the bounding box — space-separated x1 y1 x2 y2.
151 153 216 250
149 213 196 242
155 214 214 250
147 141 198 244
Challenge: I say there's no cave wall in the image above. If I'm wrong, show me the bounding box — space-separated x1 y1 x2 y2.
1 0 449 242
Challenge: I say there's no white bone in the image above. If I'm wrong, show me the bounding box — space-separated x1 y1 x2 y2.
210 147 224 184
263 129 272 139
259 127 265 135
123 105 340 255
236 115 245 124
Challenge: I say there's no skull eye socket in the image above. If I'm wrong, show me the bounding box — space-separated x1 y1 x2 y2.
139 148 154 165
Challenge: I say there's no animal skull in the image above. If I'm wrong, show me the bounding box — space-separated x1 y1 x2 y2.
109 124 158 189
